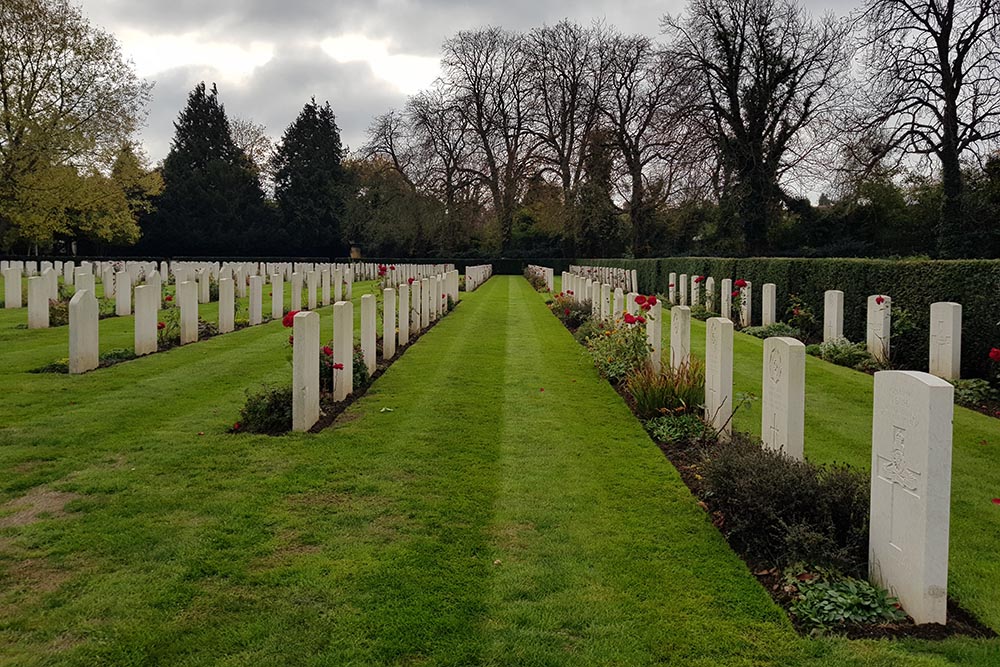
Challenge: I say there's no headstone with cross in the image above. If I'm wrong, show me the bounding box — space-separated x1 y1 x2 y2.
867 295 892 363
823 290 844 343
761 337 805 460
762 283 777 326
928 302 961 380
705 317 733 438
869 370 953 625
670 305 691 370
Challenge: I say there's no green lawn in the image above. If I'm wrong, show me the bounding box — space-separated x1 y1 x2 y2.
0 276 997 665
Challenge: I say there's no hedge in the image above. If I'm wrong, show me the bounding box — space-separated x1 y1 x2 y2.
580 256 1000 379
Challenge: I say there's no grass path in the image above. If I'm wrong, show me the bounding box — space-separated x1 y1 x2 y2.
0 276 997 665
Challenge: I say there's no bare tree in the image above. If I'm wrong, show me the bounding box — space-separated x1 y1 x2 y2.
363 109 417 190
524 21 610 199
664 0 850 254
441 27 540 251
857 0 1000 256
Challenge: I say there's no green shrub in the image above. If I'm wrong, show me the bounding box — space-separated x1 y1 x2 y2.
49 299 69 326
785 294 819 341
550 292 591 330
99 348 137 365
319 344 370 394
689 304 717 321
586 322 651 384
238 384 293 435
701 436 869 574
742 322 801 340
790 575 906 634
98 297 117 319
953 378 1000 409
524 270 548 292
816 338 872 369
645 413 711 445
572 318 600 343
626 360 705 419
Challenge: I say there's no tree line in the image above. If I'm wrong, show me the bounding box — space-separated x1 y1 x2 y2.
2 0 998 258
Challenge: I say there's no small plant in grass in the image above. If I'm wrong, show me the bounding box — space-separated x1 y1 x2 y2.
238 384 293 435
626 360 705 419
689 304 717 321
524 269 548 292
788 572 906 635
586 318 651 384
811 337 874 370
953 378 1000 410
549 291 590 330
785 295 819 341
49 299 70 326
742 322 801 340
158 303 181 349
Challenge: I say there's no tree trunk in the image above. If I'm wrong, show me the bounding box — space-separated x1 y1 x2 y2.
937 127 966 258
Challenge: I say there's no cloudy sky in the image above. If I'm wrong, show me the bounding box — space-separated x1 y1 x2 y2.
77 0 856 165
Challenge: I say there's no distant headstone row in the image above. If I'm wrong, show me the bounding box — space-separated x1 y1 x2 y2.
568 264 638 293
464 265 493 291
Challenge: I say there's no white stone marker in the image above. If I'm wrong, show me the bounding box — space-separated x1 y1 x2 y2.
292 311 321 432
361 294 377 375
333 269 343 302
197 269 210 304
720 278 732 320
646 300 663 373
705 277 716 313
178 281 198 345
867 295 892 363
27 277 49 329
420 278 430 328
133 285 158 355
3 268 22 308
398 284 410 348
761 336 806 460
762 283 777 326
115 271 131 316
670 305 691 370
307 271 318 310
869 370 953 625
290 272 303 311
249 275 264 326
613 288 624 320
679 274 688 306
69 290 99 373
271 273 284 320
234 267 246 299
626 292 637 315
600 283 611 320
668 272 677 304
333 301 354 401
345 268 353 299
823 290 844 342
411 279 421 336
705 317 734 438
928 302 962 380
218 277 235 334
75 269 95 297
739 281 752 328
321 269 331 306
691 275 701 307
102 266 116 298
63 261 75 285
383 287 397 360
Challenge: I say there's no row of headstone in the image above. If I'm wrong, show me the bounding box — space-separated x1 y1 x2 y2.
464 265 493 291
568 264 638 294
292 270 460 431
525 264 554 291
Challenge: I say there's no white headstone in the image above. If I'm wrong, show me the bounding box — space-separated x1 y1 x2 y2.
679 274 688 306
292 311 321 432
867 295 892 363
249 275 264 326
361 294 376 375
306 271 317 310
3 268 22 308
69 289 99 373
720 278 732 320
761 337 806 460
115 271 131 316
762 283 777 326
420 278 430 328
646 300 663 373
197 269 210 304
869 370 953 625
668 272 677 305
27 277 49 329
218 277 235 334
333 301 354 401
410 279 421 336
823 290 844 343
291 272 303 311
739 281 752 328
613 288 624 320
928 302 961 380
133 284 158 355
705 277 715 313
691 275 701 308
670 305 691 370
705 317 734 438
178 281 198 345
74 269 95 297
271 273 284 320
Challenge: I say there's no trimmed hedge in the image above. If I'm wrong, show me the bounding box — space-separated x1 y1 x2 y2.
581 256 1000 379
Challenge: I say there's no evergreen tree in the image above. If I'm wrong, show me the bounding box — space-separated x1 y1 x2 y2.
572 130 625 256
272 98 350 256
142 83 269 255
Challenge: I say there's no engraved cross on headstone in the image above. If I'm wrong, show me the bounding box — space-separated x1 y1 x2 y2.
768 412 782 452
932 319 951 352
876 425 921 551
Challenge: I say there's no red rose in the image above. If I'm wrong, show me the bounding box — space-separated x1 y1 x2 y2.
390 265 396 270
233 422 241 431
288 335 294 345
567 290 573 295
408 277 415 285
635 295 647 305
165 295 173 302
637 315 646 324
157 321 165 330
668 283 674 288
564 308 570 316
734 279 748 288
732 290 740 297
647 295 657 306
282 310 300 328
624 312 637 325
322 346 333 356
333 362 344 370
876 296 886 305
993 498 1000 505
694 276 703 283
990 348 1000 362
441 293 446 298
